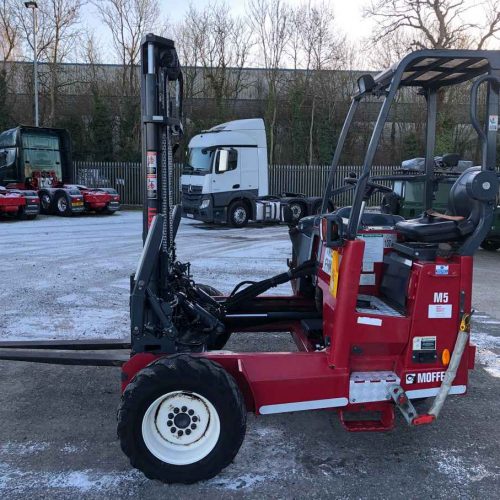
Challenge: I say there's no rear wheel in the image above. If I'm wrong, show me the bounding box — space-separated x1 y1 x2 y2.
228 200 249 228
117 355 246 484
480 240 500 251
288 201 306 222
54 193 73 216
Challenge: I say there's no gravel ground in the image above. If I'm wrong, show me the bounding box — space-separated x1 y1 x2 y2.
0 211 499 499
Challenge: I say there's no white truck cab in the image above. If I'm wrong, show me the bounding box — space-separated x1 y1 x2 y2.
181 118 324 227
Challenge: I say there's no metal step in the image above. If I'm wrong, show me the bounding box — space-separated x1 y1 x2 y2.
349 371 400 404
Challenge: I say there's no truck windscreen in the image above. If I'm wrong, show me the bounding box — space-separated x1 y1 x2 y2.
21 131 63 180
184 148 214 175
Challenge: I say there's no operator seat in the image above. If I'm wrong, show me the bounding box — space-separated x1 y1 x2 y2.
395 167 497 243
334 206 404 227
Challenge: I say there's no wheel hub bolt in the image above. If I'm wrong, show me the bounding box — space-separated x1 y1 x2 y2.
191 423 197 430
170 427 176 433
188 409 194 416
167 420 173 427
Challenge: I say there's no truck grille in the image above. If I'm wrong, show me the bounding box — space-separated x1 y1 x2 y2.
181 184 203 207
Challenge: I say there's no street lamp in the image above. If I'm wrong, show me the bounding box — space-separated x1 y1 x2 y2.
25 1 39 127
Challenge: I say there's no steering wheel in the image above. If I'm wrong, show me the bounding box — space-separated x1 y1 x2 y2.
343 176 392 198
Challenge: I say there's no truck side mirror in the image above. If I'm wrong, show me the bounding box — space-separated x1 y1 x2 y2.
216 149 229 173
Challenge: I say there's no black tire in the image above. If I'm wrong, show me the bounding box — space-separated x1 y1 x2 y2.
228 200 249 228
54 192 73 216
39 193 52 214
16 207 37 221
480 240 500 251
197 284 231 349
117 354 246 484
289 201 306 222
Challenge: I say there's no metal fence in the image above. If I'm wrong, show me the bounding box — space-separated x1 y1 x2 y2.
73 161 398 207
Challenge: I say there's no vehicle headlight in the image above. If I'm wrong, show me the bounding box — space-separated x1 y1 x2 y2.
200 198 210 209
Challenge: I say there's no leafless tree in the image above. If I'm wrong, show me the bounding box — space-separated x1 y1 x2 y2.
94 0 162 94
365 0 500 52
176 1 252 120
0 0 21 62
247 0 292 164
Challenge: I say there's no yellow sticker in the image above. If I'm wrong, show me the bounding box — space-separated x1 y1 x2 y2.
329 250 340 297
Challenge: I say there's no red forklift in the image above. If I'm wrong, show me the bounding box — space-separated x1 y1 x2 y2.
0 38 498 484
0 126 120 216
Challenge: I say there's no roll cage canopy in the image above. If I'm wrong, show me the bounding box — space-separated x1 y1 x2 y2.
322 49 500 241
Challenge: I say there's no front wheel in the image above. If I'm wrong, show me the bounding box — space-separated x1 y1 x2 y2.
118 355 246 484
480 240 500 251
228 201 249 228
39 193 52 214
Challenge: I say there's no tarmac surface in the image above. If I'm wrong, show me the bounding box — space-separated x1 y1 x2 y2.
0 211 499 499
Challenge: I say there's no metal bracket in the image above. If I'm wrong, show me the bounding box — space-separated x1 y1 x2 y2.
388 384 418 425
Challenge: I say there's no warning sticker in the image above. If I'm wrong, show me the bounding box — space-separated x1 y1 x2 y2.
358 234 384 273
383 233 397 248
359 273 376 286
413 336 436 351
428 304 452 318
322 248 333 275
146 152 158 199
489 114 498 132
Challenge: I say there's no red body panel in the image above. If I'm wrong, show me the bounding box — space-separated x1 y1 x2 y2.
121 226 475 431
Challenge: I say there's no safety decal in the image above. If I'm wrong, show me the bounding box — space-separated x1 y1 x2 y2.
428 304 452 318
435 264 449 275
357 316 382 327
489 114 498 131
322 247 332 275
413 336 436 351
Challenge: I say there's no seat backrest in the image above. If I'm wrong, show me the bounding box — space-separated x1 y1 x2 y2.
448 166 498 223
448 166 480 220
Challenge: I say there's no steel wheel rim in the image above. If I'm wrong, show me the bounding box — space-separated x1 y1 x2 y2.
142 390 220 465
57 197 67 212
41 195 51 210
233 207 247 224
290 204 302 220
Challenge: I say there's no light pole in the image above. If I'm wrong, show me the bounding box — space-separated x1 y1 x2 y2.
25 1 39 127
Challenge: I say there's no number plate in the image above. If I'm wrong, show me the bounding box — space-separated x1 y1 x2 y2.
186 213 194 218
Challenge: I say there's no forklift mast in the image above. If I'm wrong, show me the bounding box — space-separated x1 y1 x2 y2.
140 34 183 254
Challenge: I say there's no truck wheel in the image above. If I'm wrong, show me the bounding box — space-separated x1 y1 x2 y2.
54 193 72 216
289 201 306 222
480 240 500 251
228 201 249 228
197 284 231 349
40 193 52 214
117 354 246 484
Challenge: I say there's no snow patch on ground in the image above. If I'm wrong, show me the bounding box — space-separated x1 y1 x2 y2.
206 473 272 491
434 450 499 485
0 441 49 456
470 329 500 378
0 462 141 495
